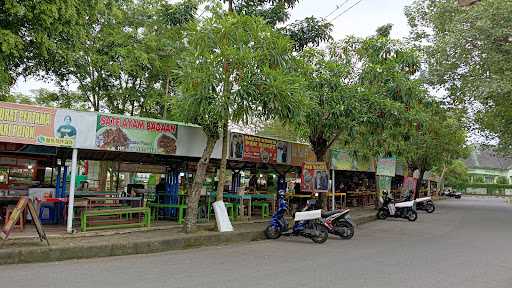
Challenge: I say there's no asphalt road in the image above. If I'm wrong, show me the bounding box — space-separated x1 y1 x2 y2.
2 197 512 288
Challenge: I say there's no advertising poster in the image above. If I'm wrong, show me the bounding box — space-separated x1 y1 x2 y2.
54 109 96 149
301 162 329 193
243 135 277 163
376 157 396 177
276 141 291 164
330 149 353 171
331 149 376 172
230 133 244 160
378 175 392 194
291 143 316 167
0 102 72 147
95 114 178 155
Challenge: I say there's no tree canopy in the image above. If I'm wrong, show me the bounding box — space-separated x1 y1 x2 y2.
0 0 99 96
406 0 512 152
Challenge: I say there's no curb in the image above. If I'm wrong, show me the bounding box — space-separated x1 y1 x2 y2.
0 230 266 266
0 214 376 266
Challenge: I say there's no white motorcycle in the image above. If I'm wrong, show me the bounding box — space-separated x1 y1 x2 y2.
377 192 418 221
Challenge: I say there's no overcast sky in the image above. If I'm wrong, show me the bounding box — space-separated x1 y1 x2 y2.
11 0 415 95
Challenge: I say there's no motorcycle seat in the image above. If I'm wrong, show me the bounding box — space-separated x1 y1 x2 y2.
321 209 350 218
415 197 431 203
394 200 414 208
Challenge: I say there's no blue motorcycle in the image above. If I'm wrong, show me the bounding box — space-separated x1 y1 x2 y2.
264 191 328 244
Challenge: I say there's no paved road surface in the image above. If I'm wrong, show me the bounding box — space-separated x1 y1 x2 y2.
2 197 511 288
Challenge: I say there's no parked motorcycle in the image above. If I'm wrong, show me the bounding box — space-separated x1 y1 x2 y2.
303 199 355 240
321 209 355 239
377 191 417 221
265 191 329 244
404 193 435 213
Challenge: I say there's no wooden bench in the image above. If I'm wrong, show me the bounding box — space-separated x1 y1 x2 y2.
251 202 270 218
148 203 187 224
80 207 150 232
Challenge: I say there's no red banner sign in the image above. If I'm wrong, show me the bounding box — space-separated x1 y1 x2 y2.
301 162 329 193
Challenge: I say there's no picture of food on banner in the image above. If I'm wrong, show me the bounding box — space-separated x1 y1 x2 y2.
96 127 130 150
156 133 176 154
95 114 178 155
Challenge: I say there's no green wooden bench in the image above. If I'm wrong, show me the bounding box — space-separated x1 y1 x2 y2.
80 207 150 232
148 203 187 224
251 202 270 218
207 202 237 221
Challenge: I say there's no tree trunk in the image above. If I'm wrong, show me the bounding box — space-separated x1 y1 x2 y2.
437 164 447 197
99 161 108 191
163 75 170 119
312 145 328 210
185 136 217 233
415 169 425 199
216 120 229 201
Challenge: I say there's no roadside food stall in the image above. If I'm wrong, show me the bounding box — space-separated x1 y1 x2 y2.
0 102 224 237
223 133 313 220
330 149 378 208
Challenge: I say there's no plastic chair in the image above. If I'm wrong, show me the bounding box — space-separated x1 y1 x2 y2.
39 203 58 224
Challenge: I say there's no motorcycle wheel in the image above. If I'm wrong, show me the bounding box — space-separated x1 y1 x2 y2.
264 225 282 239
407 210 418 222
377 209 388 220
335 221 354 240
311 223 328 244
425 203 435 213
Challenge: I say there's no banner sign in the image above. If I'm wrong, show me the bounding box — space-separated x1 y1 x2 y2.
291 143 316 167
403 176 417 198
330 149 376 172
95 114 178 155
330 150 353 171
118 163 166 174
0 102 73 147
395 160 406 176
242 135 277 163
377 175 392 194
230 133 294 164
301 162 329 193
376 157 396 177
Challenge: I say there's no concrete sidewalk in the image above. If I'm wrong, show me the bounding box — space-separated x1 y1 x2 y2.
0 208 376 265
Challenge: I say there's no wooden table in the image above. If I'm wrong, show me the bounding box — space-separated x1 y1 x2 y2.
326 192 347 209
347 192 376 207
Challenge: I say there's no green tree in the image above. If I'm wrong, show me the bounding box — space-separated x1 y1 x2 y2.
406 0 512 152
55 0 197 114
402 102 470 196
176 8 304 232
233 0 333 51
444 160 470 190
0 1 99 96
496 176 509 185
256 120 302 142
